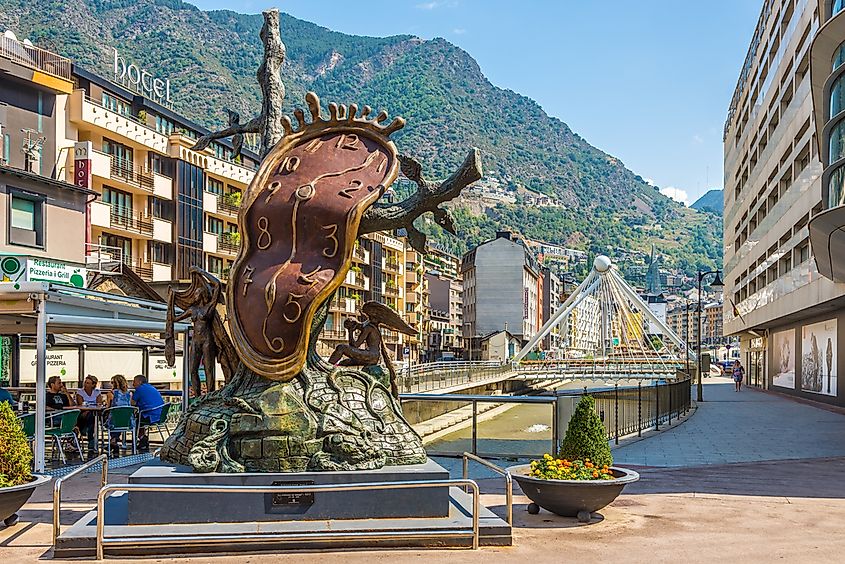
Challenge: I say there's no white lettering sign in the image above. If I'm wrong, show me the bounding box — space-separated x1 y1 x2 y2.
19 347 79 384
113 49 172 104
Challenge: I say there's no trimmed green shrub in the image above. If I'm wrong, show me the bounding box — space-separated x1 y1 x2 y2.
558 395 612 468
0 402 32 487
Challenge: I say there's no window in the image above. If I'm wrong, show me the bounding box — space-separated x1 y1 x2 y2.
207 216 224 234
834 40 845 72
831 75 845 119
101 92 131 116
207 255 223 276
829 165 845 208
154 114 175 135
207 177 224 195
102 138 133 171
102 186 133 216
147 241 171 264
147 196 173 220
8 192 43 248
101 233 132 265
829 119 845 163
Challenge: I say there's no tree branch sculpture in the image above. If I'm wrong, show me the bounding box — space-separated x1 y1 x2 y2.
161 7 483 474
191 9 286 158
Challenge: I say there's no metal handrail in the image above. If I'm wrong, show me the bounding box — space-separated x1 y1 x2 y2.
96 479 479 559
461 452 512 525
53 454 108 546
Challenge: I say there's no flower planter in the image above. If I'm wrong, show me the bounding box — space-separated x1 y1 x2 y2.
508 464 638 522
0 474 51 527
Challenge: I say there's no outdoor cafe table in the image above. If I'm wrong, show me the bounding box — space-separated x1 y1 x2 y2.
75 405 105 455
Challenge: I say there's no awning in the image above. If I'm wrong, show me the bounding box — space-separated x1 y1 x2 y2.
0 282 190 472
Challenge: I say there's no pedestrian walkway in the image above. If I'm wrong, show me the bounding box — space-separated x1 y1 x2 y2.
614 376 845 467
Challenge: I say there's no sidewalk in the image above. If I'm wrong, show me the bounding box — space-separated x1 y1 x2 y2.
614 376 845 467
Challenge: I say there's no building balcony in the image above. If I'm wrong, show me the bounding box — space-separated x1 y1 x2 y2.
90 202 154 237
0 34 72 91
86 149 172 199
405 291 419 304
321 328 348 341
204 232 240 256
203 190 240 218
405 270 419 284
70 90 169 153
384 259 401 273
352 245 368 263
384 285 401 297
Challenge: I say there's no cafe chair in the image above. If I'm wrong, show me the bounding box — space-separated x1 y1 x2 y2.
138 403 171 443
17 412 36 460
45 409 83 464
102 405 138 458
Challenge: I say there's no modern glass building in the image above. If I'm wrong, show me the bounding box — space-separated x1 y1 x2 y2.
725 0 845 406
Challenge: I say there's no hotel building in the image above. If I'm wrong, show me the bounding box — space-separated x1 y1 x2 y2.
0 32 423 367
725 0 845 405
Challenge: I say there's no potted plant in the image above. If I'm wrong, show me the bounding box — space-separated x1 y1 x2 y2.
508 395 638 522
0 402 50 527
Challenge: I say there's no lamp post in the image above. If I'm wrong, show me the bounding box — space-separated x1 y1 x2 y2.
697 269 724 402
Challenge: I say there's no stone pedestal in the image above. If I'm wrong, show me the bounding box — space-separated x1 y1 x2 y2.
127 458 450 524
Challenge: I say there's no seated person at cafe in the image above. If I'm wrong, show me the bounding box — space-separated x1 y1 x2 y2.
46 376 75 411
74 375 103 457
131 374 163 452
105 374 132 455
0 386 12 406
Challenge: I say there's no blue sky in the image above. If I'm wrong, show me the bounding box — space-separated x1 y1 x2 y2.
189 0 761 205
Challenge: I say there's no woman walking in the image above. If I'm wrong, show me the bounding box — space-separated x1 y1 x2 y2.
732 360 745 392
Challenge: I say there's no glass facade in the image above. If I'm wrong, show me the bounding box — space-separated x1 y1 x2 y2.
834 41 845 72
836 0 845 17
832 74 845 118
176 161 204 279
829 165 845 208
830 119 845 163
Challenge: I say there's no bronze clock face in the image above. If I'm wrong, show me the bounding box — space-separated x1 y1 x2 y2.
228 127 399 379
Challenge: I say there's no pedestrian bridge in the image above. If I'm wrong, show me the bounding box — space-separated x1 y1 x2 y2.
513 358 686 381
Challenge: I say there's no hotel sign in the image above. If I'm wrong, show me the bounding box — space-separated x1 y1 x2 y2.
113 48 172 104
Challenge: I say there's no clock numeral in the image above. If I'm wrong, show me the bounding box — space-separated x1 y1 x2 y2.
265 180 282 203
242 265 255 297
376 155 387 174
336 133 359 150
298 265 323 287
339 179 363 199
283 292 306 323
276 156 300 175
322 224 339 258
304 139 324 154
256 216 272 250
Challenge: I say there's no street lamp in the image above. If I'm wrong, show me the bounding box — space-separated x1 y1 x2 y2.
697 269 723 402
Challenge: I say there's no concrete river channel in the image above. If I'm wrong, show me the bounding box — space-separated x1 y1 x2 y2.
401 379 644 459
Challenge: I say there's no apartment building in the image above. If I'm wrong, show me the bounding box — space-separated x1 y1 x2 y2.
725 0 845 405
462 231 542 346
0 32 92 270
540 266 562 351
425 272 464 360
68 65 258 286
317 232 418 363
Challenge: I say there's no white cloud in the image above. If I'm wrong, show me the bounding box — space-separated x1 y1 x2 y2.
453 28 466 34
660 186 690 206
416 1 440 9
692 134 704 144
643 177 655 186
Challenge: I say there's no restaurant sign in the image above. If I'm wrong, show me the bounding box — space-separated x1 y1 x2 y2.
0 255 86 288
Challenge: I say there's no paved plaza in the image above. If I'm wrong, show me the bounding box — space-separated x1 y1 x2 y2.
615 376 845 466
3 377 845 562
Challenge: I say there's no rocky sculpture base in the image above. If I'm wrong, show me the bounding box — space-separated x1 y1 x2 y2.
161 309 427 473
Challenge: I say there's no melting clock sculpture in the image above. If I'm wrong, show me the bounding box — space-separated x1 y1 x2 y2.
161 9 481 472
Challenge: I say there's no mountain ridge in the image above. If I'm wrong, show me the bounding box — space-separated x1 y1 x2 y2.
0 0 722 277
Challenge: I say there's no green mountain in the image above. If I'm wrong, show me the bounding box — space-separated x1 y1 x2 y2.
691 189 723 216
0 0 721 278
